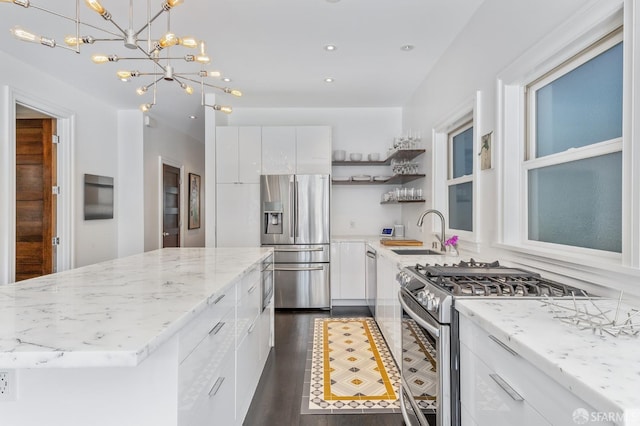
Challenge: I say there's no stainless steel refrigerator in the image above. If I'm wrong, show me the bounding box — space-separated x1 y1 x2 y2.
260 174 330 309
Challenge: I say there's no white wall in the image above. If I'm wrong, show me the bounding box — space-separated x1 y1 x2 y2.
143 116 206 251
117 110 145 258
226 107 403 236
401 0 640 297
0 50 119 279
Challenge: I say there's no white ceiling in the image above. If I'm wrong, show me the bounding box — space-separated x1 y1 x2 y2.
0 0 484 140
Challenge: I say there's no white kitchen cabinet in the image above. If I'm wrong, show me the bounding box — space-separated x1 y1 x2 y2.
296 126 332 174
261 126 297 174
330 241 366 304
216 183 260 247
262 126 332 175
375 253 402 362
216 126 261 184
459 313 612 426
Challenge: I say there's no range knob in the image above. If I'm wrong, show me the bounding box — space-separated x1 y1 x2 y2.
432 296 440 311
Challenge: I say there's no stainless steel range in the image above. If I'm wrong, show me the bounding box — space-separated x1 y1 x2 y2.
397 259 588 426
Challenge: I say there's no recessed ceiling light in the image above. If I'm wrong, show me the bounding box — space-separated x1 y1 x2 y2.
324 77 334 83
222 77 232 82
189 115 197 120
401 45 415 51
324 44 337 51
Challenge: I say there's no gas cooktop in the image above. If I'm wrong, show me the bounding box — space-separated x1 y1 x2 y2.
407 259 588 298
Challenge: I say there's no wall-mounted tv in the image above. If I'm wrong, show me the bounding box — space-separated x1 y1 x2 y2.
84 174 114 220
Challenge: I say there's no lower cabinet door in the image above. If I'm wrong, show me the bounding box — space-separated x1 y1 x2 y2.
236 315 261 423
185 348 235 426
460 343 551 426
258 299 274 368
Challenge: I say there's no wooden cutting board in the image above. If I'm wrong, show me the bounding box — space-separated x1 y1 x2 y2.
379 239 423 246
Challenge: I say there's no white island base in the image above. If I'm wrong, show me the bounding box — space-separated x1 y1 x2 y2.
0 248 274 426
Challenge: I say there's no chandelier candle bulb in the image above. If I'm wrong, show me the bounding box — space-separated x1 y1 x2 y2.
178 37 198 48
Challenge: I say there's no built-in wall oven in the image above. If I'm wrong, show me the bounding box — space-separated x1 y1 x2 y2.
397 259 590 426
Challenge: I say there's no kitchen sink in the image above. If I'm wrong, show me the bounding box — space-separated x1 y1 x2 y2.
390 249 443 255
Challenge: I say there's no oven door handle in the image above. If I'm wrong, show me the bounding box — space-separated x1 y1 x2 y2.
398 290 440 338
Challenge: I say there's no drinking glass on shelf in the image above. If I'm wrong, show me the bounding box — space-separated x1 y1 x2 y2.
416 188 423 200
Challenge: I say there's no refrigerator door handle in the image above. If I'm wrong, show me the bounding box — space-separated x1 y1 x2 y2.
274 266 325 272
289 178 296 239
294 179 299 239
274 247 324 252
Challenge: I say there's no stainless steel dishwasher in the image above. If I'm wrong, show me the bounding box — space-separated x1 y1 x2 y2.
365 247 377 316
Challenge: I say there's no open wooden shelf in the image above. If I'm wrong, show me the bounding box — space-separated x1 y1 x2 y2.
332 148 425 166
331 174 425 185
380 199 425 204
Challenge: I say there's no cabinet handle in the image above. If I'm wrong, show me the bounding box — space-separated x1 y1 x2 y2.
248 285 257 294
209 321 225 335
489 373 524 402
489 335 518 357
208 377 225 397
212 294 226 305
274 266 324 272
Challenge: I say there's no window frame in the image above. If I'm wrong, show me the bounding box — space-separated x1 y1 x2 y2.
447 120 474 232
497 0 634 270
432 94 481 250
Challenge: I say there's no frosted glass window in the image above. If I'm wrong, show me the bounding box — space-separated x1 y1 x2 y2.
449 182 473 232
452 127 474 178
528 152 622 252
535 42 623 158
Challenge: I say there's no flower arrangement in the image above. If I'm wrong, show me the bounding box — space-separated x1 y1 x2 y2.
444 235 459 248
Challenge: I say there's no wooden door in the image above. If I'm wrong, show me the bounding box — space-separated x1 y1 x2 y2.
15 118 55 281
163 164 181 247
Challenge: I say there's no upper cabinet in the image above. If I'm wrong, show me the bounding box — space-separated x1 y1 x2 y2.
261 126 297 175
216 126 262 184
296 126 332 174
261 126 332 175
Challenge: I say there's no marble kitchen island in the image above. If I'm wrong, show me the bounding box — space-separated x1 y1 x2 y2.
0 247 274 426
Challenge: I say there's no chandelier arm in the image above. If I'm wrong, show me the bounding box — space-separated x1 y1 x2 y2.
135 8 166 37
27 4 123 38
179 76 228 93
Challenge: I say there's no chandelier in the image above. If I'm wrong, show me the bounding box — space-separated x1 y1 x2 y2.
1 0 241 113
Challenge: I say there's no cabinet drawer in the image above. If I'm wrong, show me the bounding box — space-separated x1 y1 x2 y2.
236 278 261 341
180 347 235 426
236 315 261 423
179 285 236 362
240 265 261 297
179 308 236 404
460 342 551 426
459 315 612 426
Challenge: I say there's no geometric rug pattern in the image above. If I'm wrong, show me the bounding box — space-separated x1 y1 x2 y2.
302 317 401 414
402 318 438 411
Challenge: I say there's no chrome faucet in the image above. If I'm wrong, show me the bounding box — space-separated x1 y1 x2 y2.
416 209 446 252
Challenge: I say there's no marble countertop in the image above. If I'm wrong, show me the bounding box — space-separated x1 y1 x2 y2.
332 234 463 266
456 298 640 424
0 248 272 369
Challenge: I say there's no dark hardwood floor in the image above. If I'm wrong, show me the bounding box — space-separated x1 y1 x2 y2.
243 307 405 426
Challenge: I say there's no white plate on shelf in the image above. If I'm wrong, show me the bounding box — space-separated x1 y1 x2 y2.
373 176 391 182
351 175 372 182
332 176 351 182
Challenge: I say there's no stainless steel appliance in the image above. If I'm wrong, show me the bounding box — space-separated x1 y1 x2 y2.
260 174 330 309
365 247 377 315
397 259 589 426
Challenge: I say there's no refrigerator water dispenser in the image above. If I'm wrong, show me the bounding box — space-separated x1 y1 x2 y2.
263 201 283 234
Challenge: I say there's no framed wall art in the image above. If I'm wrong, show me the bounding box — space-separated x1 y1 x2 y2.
188 173 201 229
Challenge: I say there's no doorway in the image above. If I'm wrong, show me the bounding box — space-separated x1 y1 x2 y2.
15 107 57 281
162 163 181 248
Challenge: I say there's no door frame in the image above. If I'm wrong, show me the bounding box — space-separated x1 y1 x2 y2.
1 86 75 284
157 156 184 248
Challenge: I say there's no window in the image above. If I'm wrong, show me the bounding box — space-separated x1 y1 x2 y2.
525 30 623 252
448 121 473 232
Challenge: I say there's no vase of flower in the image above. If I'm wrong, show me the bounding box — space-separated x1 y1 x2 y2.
444 235 459 256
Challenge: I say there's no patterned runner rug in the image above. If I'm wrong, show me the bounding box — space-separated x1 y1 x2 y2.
301 317 401 414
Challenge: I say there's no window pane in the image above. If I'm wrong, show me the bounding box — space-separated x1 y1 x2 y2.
449 182 473 231
452 127 473 178
535 42 623 158
528 152 622 252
